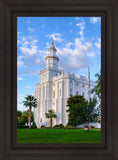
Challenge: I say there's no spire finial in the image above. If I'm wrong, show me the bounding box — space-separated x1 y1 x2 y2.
52 38 54 46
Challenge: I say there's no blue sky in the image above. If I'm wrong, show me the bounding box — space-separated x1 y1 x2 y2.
17 17 101 111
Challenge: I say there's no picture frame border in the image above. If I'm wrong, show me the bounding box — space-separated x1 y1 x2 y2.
0 0 118 160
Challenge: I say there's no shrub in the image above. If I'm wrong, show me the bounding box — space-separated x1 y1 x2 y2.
41 125 45 128
53 124 64 129
58 124 64 128
54 124 59 128
64 125 76 129
91 125 95 128
17 125 28 129
32 122 37 129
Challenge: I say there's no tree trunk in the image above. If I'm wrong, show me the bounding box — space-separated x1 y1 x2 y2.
50 118 52 127
29 106 31 128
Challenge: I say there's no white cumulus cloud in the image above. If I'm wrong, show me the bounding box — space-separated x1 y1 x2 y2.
56 37 96 72
46 33 63 43
76 21 85 38
20 39 39 56
28 27 34 32
18 77 23 80
17 55 24 67
95 38 101 49
90 17 101 24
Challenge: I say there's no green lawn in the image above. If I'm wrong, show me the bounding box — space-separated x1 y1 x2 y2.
17 128 101 143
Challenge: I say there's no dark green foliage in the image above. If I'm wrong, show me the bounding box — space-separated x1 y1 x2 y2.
91 72 101 123
18 114 28 125
54 124 64 129
41 125 46 128
67 95 99 130
23 95 37 108
32 122 37 129
67 95 87 126
17 110 23 125
83 98 99 123
22 110 34 123
91 72 101 99
45 109 57 119
17 110 22 117
17 110 35 128
91 125 95 128
58 124 64 128
67 95 86 109
17 125 29 129
54 124 59 128
45 109 57 127
64 125 76 129
83 98 99 131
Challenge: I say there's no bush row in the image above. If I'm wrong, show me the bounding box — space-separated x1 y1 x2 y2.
17 125 29 129
41 124 95 129
17 124 95 129
41 124 78 129
17 124 37 129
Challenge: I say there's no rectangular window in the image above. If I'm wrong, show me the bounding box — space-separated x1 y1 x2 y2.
43 86 45 99
82 92 84 97
53 91 55 98
70 80 72 83
59 89 61 96
76 91 78 95
70 88 72 95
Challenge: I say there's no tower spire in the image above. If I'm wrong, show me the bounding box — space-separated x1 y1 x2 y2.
52 38 54 45
48 40 57 56
45 41 59 69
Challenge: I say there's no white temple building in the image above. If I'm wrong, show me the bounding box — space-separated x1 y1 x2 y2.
34 42 101 128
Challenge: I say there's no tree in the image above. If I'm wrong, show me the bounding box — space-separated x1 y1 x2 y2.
23 95 37 128
17 110 22 125
83 98 99 132
66 95 99 131
18 113 28 125
91 72 101 99
45 110 57 127
17 110 22 117
91 71 101 123
17 110 35 126
66 95 88 127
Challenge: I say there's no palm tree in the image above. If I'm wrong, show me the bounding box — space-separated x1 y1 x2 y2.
23 95 37 128
45 110 57 127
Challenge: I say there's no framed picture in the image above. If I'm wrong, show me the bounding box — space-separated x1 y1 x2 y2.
0 0 118 160
17 16 102 144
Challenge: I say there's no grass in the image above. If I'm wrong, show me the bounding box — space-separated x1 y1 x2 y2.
17 128 101 143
